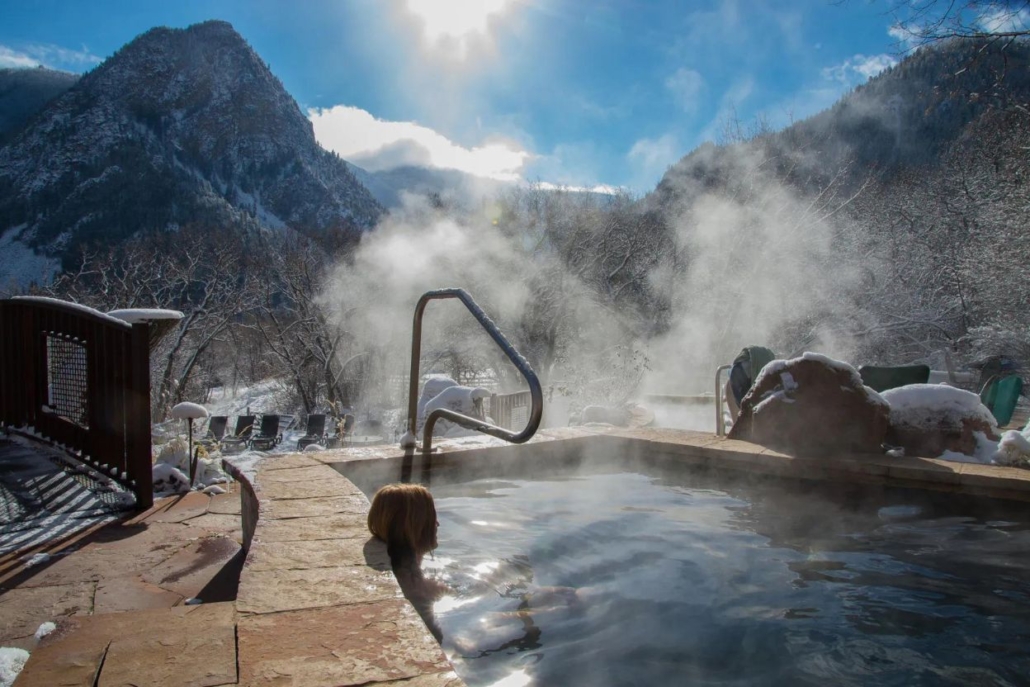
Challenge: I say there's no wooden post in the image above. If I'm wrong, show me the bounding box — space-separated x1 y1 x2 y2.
127 322 153 510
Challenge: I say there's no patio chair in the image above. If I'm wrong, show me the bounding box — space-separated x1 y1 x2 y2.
858 364 931 393
250 414 282 451
296 413 327 451
220 415 256 454
719 346 777 434
980 375 1024 427
198 415 228 448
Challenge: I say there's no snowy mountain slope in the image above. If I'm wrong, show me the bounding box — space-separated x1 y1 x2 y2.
0 67 79 145
0 21 383 276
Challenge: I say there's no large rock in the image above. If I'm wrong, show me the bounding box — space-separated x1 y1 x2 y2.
420 385 492 436
728 353 890 456
881 384 1000 458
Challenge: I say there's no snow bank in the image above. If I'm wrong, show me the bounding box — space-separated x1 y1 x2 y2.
20 553 50 568
0 647 29 687
881 384 997 430
996 423 1030 467
170 402 209 420
152 462 190 495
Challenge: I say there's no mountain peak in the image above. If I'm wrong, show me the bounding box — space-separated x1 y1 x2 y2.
0 21 382 275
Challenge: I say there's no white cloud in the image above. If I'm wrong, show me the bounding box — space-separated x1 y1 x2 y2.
665 67 705 114
627 134 681 190
0 43 101 70
978 7 1030 34
309 104 530 181
887 22 921 49
821 53 897 87
0 46 39 69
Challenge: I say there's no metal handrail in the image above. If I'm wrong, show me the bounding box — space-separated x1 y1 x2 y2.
401 288 543 453
715 364 732 436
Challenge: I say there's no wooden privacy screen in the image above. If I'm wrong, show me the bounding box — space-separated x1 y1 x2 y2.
0 297 153 509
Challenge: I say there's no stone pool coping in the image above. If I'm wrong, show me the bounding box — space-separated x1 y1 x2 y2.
220 426 1030 686
224 452 461 686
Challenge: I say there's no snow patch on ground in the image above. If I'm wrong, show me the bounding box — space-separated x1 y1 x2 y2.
0 647 29 687
33 622 55 640
204 380 290 418
20 553 50 568
996 423 1030 467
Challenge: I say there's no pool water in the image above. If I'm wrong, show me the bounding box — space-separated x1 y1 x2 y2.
423 470 1030 687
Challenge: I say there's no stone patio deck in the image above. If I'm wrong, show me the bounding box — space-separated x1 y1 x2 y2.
12 426 1030 686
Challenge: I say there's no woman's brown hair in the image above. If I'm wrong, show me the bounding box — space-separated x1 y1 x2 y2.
367 483 438 557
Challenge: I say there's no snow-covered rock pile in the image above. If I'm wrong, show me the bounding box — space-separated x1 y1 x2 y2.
728 352 891 456
882 384 1000 463
151 437 229 496
996 425 1030 467
416 375 493 438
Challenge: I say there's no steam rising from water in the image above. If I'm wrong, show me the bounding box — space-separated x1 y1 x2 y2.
321 143 865 417
644 146 862 394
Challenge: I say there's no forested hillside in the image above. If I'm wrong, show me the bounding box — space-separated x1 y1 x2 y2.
27 35 1030 421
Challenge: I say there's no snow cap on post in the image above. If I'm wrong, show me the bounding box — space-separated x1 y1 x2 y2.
170 402 209 420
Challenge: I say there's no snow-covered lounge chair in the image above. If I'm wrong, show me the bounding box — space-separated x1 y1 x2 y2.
296 414 327 450
250 414 282 451
858 364 930 393
221 415 256 453
198 415 228 448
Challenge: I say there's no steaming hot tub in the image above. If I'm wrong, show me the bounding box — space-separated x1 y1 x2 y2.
339 449 1030 686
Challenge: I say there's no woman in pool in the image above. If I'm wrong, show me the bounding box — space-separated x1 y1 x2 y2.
367 483 448 640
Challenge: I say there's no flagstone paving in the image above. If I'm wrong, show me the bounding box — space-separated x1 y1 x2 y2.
0 483 243 654
9 425 1030 686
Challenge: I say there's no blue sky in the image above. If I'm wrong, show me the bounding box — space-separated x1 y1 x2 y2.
0 0 910 192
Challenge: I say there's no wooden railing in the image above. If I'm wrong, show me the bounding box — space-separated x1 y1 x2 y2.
0 297 153 509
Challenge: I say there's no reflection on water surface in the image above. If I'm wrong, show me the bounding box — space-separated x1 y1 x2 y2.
425 470 1030 687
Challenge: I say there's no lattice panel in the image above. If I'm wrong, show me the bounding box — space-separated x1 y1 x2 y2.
45 334 89 428
510 404 529 429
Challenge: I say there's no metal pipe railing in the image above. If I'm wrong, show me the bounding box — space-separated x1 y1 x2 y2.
401 289 543 454
715 364 732 437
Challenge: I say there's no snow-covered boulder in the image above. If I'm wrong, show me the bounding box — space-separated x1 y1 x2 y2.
996 425 1030 467
152 462 190 495
155 437 190 472
416 374 459 422
420 385 492 436
728 352 890 456
882 384 1000 459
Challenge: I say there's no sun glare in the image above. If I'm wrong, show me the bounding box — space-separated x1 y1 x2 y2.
404 0 514 52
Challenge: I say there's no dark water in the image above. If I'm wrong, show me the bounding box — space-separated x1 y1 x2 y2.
424 470 1030 687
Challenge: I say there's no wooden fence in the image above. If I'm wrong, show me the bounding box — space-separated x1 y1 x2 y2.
488 390 533 431
0 297 153 509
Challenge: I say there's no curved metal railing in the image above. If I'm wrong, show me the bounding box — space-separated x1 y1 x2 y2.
401 288 542 454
